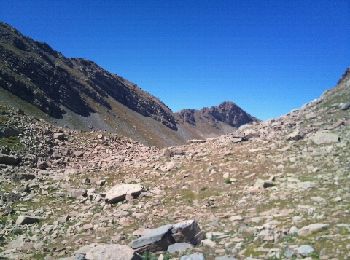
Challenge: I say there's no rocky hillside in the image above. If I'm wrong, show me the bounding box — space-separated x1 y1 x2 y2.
0 68 349 259
176 101 258 138
0 23 256 147
0 22 180 147
0 22 176 129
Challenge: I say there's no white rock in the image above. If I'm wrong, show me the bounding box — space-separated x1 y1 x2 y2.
105 184 143 203
298 223 329 237
310 131 339 144
75 243 136 260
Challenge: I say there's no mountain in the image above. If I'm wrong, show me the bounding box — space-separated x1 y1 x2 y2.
0 22 257 146
0 66 349 259
175 101 258 138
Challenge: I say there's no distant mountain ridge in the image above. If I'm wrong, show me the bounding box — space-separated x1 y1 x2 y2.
176 101 258 127
0 22 257 146
175 101 258 139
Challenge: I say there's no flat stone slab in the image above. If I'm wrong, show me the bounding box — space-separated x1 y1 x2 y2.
75 243 139 260
298 223 329 236
131 220 202 253
105 184 143 203
131 224 174 251
167 243 193 253
310 131 339 144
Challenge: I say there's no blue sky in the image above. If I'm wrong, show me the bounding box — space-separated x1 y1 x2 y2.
1 0 349 120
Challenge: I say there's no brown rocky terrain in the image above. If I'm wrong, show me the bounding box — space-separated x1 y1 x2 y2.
0 23 256 147
0 63 349 260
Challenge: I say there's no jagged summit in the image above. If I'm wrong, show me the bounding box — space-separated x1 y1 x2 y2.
175 101 258 138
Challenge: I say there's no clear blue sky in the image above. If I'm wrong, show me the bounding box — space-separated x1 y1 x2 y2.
1 0 349 120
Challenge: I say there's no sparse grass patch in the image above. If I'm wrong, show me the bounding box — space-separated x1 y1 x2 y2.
0 136 23 150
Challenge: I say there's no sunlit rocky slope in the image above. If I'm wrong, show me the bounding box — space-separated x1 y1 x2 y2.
0 65 349 259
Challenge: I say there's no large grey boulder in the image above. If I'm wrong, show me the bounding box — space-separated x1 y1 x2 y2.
339 102 350 110
131 224 175 253
131 220 203 253
310 131 339 144
0 154 20 165
75 243 140 260
105 184 143 203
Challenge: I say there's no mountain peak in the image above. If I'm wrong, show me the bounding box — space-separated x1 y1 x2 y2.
175 101 258 138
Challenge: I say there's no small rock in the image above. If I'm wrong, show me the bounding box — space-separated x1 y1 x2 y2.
53 133 65 141
287 130 304 141
254 178 275 189
339 102 350 110
74 151 84 157
74 253 86 260
96 179 106 186
298 245 315 257
215 257 237 260
37 160 48 170
201 239 216 248
106 184 143 203
0 154 20 165
289 226 299 235
298 223 329 236
16 215 41 225
167 243 193 253
229 215 243 222
334 196 342 202
180 253 205 260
